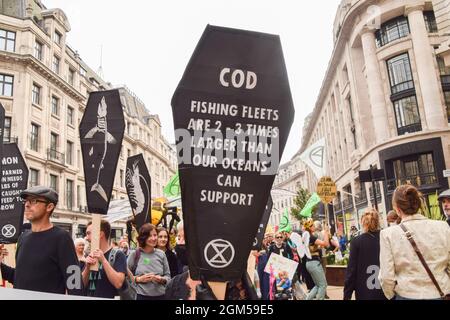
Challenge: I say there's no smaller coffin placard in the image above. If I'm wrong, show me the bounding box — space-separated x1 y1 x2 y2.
0 144 29 244
252 196 273 251
125 154 151 231
79 90 125 215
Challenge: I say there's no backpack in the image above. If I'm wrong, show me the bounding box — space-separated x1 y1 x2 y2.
108 248 140 300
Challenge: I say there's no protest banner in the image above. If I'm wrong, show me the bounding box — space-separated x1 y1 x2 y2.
171 25 295 298
79 90 125 270
264 253 299 281
125 154 151 231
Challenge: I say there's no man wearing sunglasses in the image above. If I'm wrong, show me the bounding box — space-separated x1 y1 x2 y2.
0 186 82 295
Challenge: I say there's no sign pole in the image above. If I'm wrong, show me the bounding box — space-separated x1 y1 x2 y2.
247 252 257 285
370 165 379 211
90 215 101 271
208 282 227 300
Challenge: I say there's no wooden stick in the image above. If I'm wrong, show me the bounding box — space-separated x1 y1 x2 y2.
208 282 227 300
90 215 102 271
0 245 3 285
247 252 257 285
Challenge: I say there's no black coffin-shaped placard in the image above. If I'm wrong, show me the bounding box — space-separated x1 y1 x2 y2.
0 144 29 244
252 196 273 251
126 154 151 231
171 25 295 282
0 104 5 186
79 90 125 215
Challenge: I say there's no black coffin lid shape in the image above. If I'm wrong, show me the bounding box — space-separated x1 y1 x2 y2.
79 90 125 215
0 144 29 244
252 196 273 251
171 25 294 282
126 154 152 231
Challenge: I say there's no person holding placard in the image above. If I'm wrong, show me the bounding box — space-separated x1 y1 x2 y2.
83 220 127 299
303 219 330 300
0 187 82 295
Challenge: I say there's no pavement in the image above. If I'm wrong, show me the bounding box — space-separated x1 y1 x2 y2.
326 286 345 300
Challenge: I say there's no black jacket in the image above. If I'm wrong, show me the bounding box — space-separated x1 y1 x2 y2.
165 249 181 278
268 243 293 260
343 231 387 300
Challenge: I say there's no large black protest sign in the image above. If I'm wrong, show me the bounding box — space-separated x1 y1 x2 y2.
0 104 5 189
171 25 295 282
252 196 273 251
0 144 29 244
79 90 125 215
126 154 151 231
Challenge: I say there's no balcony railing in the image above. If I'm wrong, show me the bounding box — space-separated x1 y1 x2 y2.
47 148 66 166
386 173 438 193
397 123 422 136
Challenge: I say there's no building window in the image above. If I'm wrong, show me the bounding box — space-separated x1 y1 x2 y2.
66 179 74 210
51 96 59 116
68 68 75 86
77 185 81 209
50 132 58 154
67 106 74 125
30 123 39 151
387 53 414 94
0 74 13 96
391 153 437 191
3 117 11 143
0 29 16 52
34 41 43 60
53 56 60 74
347 96 358 150
394 96 422 135
30 169 39 187
444 91 450 123
66 141 74 165
120 169 124 188
424 11 438 33
375 16 410 47
50 174 58 192
32 83 41 105
80 67 87 77
53 30 62 45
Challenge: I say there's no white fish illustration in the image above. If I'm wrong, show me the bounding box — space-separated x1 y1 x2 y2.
83 96 117 202
126 160 150 221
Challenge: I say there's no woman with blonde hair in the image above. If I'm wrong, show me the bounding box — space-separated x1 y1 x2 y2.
303 218 330 300
343 209 386 300
379 185 450 300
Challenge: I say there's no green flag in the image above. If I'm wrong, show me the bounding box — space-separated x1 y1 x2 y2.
279 208 292 233
163 172 180 198
300 192 321 218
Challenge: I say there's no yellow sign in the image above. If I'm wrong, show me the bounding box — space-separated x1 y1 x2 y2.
317 176 337 204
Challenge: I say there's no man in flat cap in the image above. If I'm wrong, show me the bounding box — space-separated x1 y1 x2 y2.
438 190 450 227
0 186 82 295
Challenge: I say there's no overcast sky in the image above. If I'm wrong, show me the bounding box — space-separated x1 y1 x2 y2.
44 0 341 164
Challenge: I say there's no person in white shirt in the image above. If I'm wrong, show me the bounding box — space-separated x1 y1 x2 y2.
379 185 450 300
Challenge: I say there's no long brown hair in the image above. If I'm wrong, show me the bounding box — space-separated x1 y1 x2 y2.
392 185 422 216
156 226 172 251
